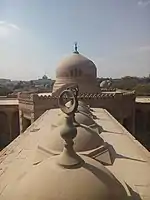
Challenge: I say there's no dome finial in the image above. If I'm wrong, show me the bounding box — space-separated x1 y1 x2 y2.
73 42 79 54
57 88 84 168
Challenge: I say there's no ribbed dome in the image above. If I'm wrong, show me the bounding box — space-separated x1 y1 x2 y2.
56 53 97 79
33 101 104 164
52 52 100 94
57 100 97 129
2 155 128 200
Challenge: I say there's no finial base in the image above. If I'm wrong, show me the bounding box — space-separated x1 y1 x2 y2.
73 50 79 54
57 147 84 169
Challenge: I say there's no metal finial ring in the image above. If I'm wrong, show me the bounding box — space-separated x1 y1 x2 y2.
67 85 79 98
58 90 78 115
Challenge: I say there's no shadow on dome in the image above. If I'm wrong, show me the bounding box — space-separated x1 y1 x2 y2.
126 184 142 200
83 162 128 198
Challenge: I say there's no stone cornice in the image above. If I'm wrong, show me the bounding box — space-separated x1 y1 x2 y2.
18 90 136 102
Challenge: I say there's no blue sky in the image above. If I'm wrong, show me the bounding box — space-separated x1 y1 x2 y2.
0 0 150 80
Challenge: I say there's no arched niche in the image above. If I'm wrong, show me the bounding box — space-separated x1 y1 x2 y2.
11 111 20 139
22 117 31 132
0 112 9 149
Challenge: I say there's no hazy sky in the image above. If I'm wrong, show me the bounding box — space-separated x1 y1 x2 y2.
0 0 150 80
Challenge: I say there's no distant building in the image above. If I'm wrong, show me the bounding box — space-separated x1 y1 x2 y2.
31 75 54 91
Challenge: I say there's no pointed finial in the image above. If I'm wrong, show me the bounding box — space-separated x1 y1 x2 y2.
73 42 79 54
57 89 84 168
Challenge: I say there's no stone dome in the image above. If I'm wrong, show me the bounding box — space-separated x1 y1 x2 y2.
78 100 90 108
52 49 100 94
54 112 99 131
100 80 112 88
33 99 105 164
78 105 92 115
39 123 104 154
66 100 92 116
56 53 97 79
2 155 128 200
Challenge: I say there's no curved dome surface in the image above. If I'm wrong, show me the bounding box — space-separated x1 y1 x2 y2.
78 105 92 115
2 155 128 200
33 105 104 164
75 112 96 126
41 124 104 154
56 53 97 79
78 100 89 108
66 100 92 116
55 112 97 128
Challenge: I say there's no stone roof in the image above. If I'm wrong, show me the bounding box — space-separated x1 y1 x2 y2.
0 107 150 199
0 90 129 200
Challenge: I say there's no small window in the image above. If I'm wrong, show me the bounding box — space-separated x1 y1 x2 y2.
78 69 82 76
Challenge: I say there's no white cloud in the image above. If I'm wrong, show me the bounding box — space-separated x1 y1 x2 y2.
9 23 20 31
138 0 150 7
0 21 20 38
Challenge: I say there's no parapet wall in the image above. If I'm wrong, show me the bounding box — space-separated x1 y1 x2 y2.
18 90 135 107
18 90 136 134
18 92 35 102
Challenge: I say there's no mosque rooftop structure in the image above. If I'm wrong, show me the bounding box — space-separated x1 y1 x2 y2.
2 46 148 199
0 88 150 199
18 44 136 110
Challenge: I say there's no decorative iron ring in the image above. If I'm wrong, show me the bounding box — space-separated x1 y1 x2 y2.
67 85 79 98
58 89 78 115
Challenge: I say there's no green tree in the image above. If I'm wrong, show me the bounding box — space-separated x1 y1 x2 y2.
0 86 12 96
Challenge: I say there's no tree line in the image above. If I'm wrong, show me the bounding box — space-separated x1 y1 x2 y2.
97 75 150 96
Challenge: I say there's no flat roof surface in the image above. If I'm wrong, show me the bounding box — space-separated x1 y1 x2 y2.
0 99 18 105
102 89 134 94
136 97 150 103
0 108 150 199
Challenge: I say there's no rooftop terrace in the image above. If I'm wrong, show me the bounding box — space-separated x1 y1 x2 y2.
0 107 150 199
